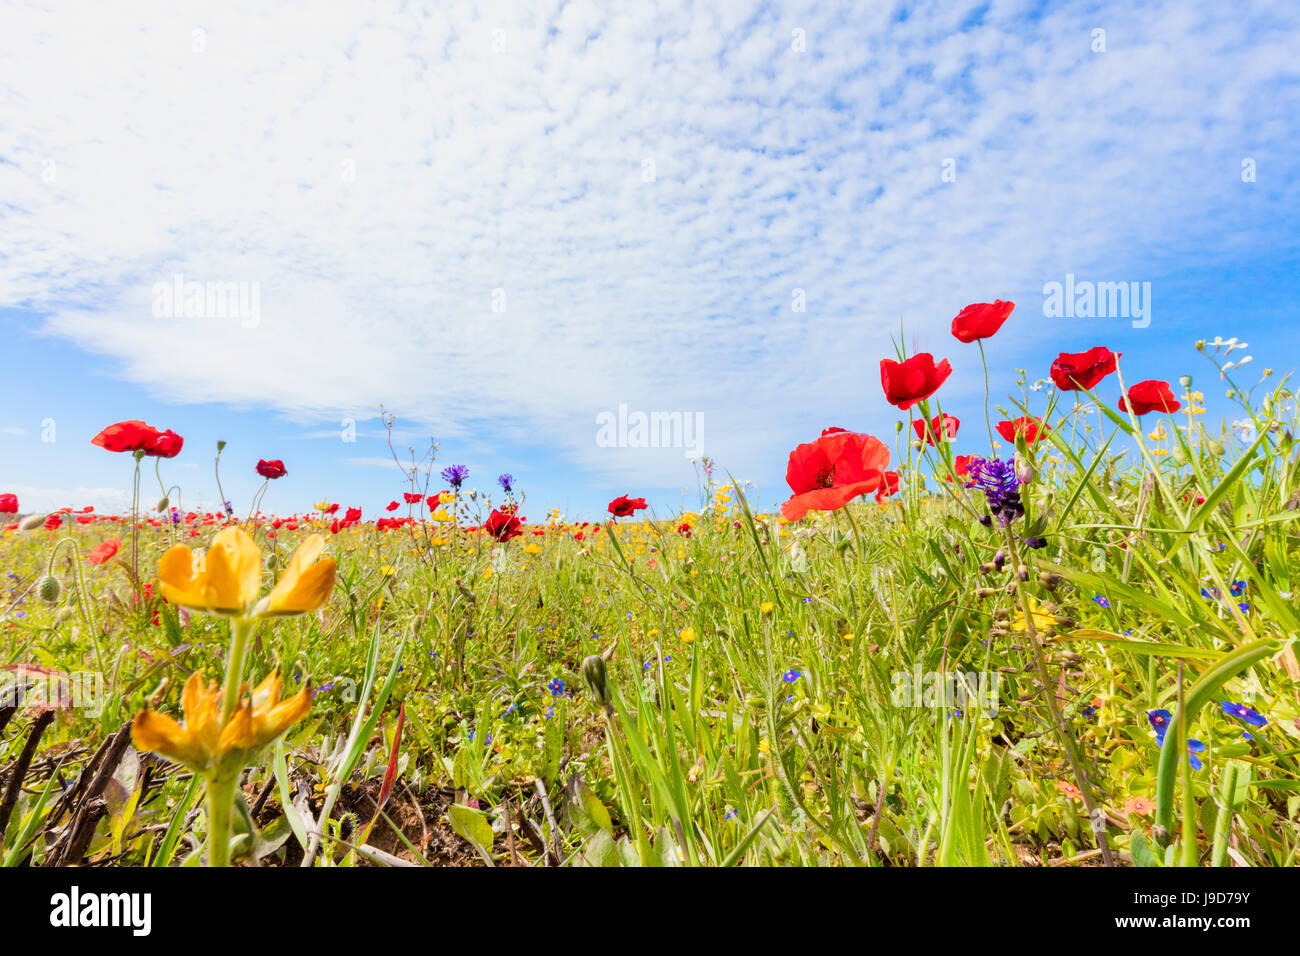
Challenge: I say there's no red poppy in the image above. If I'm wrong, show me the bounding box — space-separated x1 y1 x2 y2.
324 503 339 514
780 427 890 521
385 500 400 512
945 454 973 483
43 514 63 530
255 459 287 479
0 493 16 513
484 506 524 542
402 492 423 504
912 413 960 447
1119 380 1181 416
91 420 163 453
996 417 1051 446
951 300 1014 343
344 506 362 523
145 428 184 458
86 539 121 565
1050 346 1120 391
880 353 952 410
875 470 900 502
608 495 648 518
427 492 448 509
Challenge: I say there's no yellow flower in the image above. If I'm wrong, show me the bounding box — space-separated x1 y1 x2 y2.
157 527 335 619
760 601 775 615
1011 600 1057 633
680 627 696 643
157 526 262 616
132 670 310 779
522 544 541 555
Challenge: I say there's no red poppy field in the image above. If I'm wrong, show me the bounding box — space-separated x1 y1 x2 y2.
1 304 1298 868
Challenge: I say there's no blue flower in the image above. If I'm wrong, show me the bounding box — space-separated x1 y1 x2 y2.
1219 701 1267 727
1092 595 1110 609
724 807 739 821
1148 708 1172 744
782 668 802 684
1238 602 1250 613
1186 738 1206 771
1230 580 1247 596
548 677 565 697
498 473 513 492
440 464 469 490
1201 586 1220 599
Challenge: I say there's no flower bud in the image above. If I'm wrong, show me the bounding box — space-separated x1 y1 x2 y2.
38 575 62 603
56 605 75 622
217 440 227 453
1015 455 1034 485
582 654 612 712
156 496 170 512
1017 564 1030 582
18 513 46 531
1023 536 1047 549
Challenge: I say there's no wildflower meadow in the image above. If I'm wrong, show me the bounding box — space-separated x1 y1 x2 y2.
2 312 1297 877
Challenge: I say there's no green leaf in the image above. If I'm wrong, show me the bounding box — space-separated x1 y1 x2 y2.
447 803 495 865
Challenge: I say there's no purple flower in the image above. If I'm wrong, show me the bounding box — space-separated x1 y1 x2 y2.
498 473 513 492
441 464 469 490
965 457 1023 527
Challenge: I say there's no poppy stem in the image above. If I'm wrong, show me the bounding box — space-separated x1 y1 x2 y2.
977 340 996 454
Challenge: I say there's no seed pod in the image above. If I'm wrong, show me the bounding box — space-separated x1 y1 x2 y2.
975 587 999 599
1037 571 1062 589
38 575 62 603
1017 564 1030 582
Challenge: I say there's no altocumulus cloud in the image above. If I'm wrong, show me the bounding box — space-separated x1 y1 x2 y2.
2 0 1298 485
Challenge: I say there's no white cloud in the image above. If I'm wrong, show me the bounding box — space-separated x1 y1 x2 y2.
2 1 1297 485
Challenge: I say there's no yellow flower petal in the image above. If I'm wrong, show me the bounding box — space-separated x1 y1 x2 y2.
259 534 336 617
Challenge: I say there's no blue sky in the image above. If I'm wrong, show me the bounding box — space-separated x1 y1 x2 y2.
2 0 1298 520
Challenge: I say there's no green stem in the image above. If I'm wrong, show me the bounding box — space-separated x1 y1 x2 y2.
205 777 236 867
1004 528 1114 867
977 340 996 455
222 617 254 722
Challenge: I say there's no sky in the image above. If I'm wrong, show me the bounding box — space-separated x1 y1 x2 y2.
2 0 1298 521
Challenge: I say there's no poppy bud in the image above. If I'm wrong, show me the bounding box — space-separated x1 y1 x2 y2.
910 439 924 452
1015 455 1033 485
582 654 612 712
56 605 75 622
38 575 62 603
18 513 46 531
156 496 170 512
